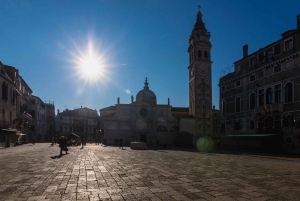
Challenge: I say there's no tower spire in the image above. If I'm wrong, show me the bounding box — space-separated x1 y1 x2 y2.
144 77 149 89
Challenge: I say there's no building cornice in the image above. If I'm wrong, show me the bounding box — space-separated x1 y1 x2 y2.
220 51 300 85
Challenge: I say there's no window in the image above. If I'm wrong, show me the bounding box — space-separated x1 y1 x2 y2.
285 137 293 144
258 89 264 106
284 38 293 50
11 88 16 104
266 49 273 62
258 52 264 63
234 121 240 130
266 88 273 104
275 84 281 103
284 82 293 103
249 93 256 110
2 81 8 101
250 120 254 129
274 64 281 73
274 44 281 56
285 60 293 69
221 86 226 92
250 57 256 66
198 50 201 58
235 97 241 112
250 74 256 82
257 71 264 79
220 124 225 133
204 51 208 58
235 64 241 72
236 80 240 87
221 100 226 115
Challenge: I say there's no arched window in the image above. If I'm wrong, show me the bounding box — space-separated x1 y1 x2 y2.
285 82 293 103
235 97 241 112
250 120 254 129
221 100 226 115
266 87 273 104
284 115 294 127
198 50 201 58
157 125 167 132
249 93 256 110
204 51 208 58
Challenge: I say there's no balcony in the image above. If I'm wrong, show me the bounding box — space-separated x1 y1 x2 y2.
254 103 283 114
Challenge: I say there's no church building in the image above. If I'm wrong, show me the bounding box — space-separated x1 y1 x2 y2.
99 78 184 146
99 9 217 146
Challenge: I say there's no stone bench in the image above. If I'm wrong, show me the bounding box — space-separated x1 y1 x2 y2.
130 142 147 150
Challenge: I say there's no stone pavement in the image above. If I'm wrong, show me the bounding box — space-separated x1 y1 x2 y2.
0 144 300 201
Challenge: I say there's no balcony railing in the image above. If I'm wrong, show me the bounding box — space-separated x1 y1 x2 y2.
254 103 283 114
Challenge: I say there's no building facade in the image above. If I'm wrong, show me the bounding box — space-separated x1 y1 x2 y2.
28 96 46 142
100 78 182 146
55 107 99 143
0 63 33 147
45 101 55 142
219 15 300 153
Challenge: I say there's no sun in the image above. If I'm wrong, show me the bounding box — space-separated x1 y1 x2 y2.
70 38 109 85
78 53 102 80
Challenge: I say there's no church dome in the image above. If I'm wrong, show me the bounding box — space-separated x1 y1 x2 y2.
136 78 156 104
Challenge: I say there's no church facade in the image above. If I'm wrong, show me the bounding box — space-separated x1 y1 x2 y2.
99 78 184 145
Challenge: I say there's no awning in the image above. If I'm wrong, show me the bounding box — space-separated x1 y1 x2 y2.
71 132 80 138
210 134 279 139
16 133 26 136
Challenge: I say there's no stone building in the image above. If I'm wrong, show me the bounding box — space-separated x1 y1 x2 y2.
45 101 55 142
28 96 46 142
100 78 184 146
0 63 33 147
55 107 99 143
219 15 300 153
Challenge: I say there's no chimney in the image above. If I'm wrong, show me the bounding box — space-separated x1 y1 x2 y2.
57 109 60 114
297 14 300 29
243 45 248 58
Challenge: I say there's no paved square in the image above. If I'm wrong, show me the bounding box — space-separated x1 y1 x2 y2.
0 144 300 201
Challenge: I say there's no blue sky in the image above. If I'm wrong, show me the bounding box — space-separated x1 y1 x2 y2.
1 0 299 114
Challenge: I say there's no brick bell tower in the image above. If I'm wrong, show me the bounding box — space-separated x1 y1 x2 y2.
188 9 213 138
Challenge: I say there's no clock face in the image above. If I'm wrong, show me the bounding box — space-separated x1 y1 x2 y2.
198 66 208 77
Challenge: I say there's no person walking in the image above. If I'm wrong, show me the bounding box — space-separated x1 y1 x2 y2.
32 138 36 145
58 136 68 155
119 137 123 149
51 137 54 146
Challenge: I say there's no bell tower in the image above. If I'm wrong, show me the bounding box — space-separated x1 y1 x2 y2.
188 8 213 137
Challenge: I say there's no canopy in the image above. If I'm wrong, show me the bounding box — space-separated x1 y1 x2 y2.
71 132 80 138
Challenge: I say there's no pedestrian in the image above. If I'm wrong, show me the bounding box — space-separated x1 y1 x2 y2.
51 137 54 146
32 138 36 145
119 137 123 149
58 136 68 155
217 140 222 151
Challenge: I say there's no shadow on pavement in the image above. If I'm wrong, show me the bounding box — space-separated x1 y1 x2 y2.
50 155 63 159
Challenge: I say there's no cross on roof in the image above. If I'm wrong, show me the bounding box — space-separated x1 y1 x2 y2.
197 5 201 11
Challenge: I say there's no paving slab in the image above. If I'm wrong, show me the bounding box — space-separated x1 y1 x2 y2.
0 144 300 201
